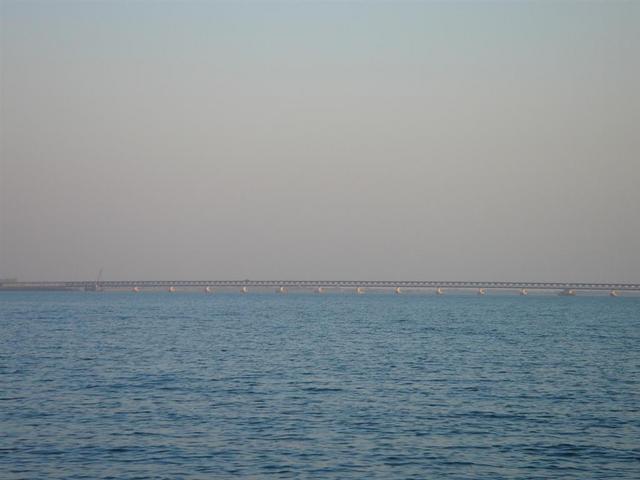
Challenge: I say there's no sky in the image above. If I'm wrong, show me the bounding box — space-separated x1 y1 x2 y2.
1 1 639 282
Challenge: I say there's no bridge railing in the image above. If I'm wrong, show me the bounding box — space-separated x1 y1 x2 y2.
6 280 637 291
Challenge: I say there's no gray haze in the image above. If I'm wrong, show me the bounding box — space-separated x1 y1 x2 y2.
1 1 639 282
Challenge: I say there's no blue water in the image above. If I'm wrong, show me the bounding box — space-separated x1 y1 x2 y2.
1 292 639 479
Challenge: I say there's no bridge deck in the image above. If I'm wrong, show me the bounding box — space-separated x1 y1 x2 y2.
2 280 639 291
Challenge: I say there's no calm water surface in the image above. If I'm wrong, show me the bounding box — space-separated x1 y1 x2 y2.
1 292 639 479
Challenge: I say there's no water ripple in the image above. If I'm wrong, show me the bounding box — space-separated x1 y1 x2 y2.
1 292 639 478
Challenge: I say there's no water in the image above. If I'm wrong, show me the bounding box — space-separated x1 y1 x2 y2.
1 292 639 479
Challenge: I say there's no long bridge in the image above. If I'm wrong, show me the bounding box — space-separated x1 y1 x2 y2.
1 279 639 295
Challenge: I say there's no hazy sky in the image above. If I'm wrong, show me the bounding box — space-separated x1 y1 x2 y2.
1 1 639 282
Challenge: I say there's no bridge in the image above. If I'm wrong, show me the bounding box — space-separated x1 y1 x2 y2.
1 279 639 294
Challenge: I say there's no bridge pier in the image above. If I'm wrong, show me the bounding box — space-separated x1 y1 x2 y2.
559 289 576 296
